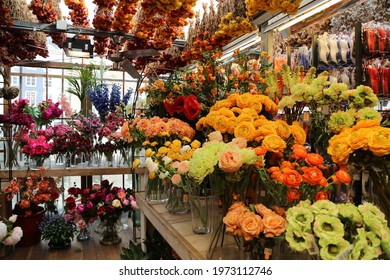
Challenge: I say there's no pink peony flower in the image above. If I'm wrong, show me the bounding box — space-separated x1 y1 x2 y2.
178 161 190 174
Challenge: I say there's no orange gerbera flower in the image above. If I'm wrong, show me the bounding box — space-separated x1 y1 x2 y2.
335 169 351 184
283 169 302 188
303 167 323 185
305 153 324 166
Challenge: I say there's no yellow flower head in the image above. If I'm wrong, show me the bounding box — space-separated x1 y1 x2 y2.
367 127 390 156
262 134 286 153
234 121 256 141
290 122 307 145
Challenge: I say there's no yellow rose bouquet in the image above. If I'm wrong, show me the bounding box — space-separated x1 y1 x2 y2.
327 119 390 219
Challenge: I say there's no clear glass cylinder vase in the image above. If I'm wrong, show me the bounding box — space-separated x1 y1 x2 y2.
189 189 213 234
145 178 168 204
166 185 190 215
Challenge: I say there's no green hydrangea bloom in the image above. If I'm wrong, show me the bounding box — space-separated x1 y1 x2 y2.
285 228 312 252
328 111 355 133
312 200 338 216
286 206 314 232
313 214 344 239
318 237 350 260
337 203 363 226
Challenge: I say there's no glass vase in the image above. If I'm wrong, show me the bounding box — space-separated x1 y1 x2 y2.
145 177 168 204
99 218 122 245
166 185 190 215
77 227 91 241
189 189 213 234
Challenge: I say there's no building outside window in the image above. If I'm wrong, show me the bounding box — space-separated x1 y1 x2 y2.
26 76 37 87
11 76 19 86
43 77 53 88
25 91 37 106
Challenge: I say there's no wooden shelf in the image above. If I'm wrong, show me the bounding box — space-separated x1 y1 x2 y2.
0 167 146 179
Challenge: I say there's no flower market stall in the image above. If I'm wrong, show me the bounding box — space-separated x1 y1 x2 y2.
0 0 389 261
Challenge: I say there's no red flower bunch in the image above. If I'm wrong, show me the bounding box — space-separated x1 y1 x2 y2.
64 179 137 228
164 94 201 121
2 169 62 216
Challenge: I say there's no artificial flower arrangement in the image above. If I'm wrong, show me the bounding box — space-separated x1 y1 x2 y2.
0 215 23 247
223 201 286 260
285 199 390 260
2 168 63 216
64 179 138 229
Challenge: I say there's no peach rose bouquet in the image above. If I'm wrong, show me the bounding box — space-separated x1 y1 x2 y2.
223 201 286 259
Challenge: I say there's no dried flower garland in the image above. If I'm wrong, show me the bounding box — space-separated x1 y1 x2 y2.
92 1 116 56
112 0 138 33
0 0 13 27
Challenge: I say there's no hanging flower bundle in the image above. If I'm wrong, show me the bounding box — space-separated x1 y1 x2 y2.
29 0 65 48
92 0 116 55
245 0 303 18
64 0 90 29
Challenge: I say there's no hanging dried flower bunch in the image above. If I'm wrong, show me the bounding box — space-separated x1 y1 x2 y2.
112 0 139 33
29 0 65 48
64 0 90 28
0 0 13 27
92 0 116 56
0 0 48 66
245 0 302 17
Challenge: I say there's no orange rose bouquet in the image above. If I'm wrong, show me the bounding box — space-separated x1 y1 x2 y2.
222 201 287 260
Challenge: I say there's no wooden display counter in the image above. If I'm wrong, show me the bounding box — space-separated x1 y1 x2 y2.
135 192 238 260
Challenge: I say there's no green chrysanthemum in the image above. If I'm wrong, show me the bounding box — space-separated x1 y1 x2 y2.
318 237 350 260
311 200 338 217
350 228 381 260
323 83 349 102
313 214 344 239
337 203 363 226
356 107 383 122
285 228 312 252
286 206 314 232
328 111 355 133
